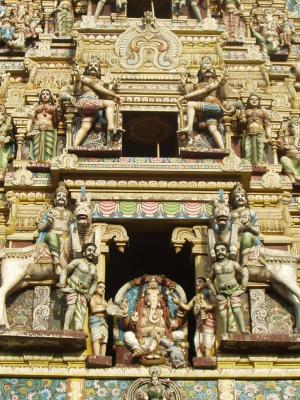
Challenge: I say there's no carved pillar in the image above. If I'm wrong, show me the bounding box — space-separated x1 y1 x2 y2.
12 113 28 161
65 112 74 149
172 225 208 281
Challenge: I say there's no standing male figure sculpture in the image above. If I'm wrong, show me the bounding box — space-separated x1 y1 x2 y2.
230 183 260 265
59 243 98 331
63 56 122 147
37 182 73 273
209 243 249 334
178 57 228 149
89 281 108 356
174 277 216 357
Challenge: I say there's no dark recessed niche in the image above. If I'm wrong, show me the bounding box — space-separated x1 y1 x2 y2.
122 111 178 157
127 0 172 18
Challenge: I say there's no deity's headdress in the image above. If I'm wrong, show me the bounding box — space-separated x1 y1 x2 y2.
55 181 68 196
230 183 247 207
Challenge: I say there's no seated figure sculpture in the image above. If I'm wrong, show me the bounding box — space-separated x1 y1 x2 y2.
178 57 228 149
108 275 187 365
61 56 122 148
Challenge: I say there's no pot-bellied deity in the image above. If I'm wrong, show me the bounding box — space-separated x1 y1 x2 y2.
238 94 272 166
209 242 249 334
109 275 187 364
278 117 300 183
174 277 216 357
37 182 74 273
178 57 229 149
26 89 58 162
59 243 98 331
0 104 13 173
62 56 122 148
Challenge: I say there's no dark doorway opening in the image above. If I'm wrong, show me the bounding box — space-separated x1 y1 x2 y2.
106 226 196 363
122 112 178 157
127 0 172 19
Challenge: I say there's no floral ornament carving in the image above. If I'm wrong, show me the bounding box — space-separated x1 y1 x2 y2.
12 166 34 186
261 168 282 189
221 150 242 172
115 13 182 70
51 150 78 170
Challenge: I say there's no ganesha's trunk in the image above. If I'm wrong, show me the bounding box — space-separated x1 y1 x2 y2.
148 292 159 324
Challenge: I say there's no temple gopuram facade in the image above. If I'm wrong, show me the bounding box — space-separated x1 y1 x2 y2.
0 0 300 398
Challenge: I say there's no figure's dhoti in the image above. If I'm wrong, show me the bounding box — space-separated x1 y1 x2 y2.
75 96 104 120
89 315 108 343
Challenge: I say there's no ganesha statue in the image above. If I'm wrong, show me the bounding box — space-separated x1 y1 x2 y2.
108 275 188 366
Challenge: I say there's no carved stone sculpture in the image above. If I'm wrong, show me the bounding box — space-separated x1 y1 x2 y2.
37 182 74 272
178 57 229 149
55 0 74 37
251 9 281 57
218 0 245 40
0 104 13 173
174 277 216 357
61 56 122 148
238 94 272 166
0 242 54 328
89 281 108 356
108 275 187 365
187 0 204 21
123 366 183 400
207 191 236 261
26 89 59 162
287 56 300 108
69 187 102 258
59 243 98 331
280 13 296 52
0 2 43 52
288 0 300 17
230 183 260 262
278 117 300 183
228 183 300 333
209 242 249 334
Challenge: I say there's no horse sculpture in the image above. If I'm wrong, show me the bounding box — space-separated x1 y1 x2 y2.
207 194 300 333
0 191 96 328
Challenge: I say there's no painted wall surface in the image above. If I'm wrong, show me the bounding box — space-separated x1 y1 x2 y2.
1 379 300 399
